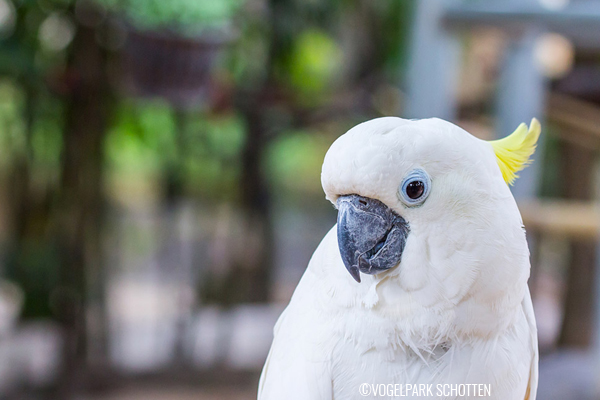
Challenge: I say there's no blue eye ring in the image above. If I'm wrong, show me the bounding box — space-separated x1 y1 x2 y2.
398 169 431 206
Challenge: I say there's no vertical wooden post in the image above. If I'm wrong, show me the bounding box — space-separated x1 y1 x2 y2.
405 0 460 120
558 142 596 347
496 29 546 200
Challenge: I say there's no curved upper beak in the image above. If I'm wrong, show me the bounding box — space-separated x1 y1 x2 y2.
336 194 409 283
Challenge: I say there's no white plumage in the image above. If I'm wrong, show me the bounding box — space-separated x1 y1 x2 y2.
259 117 538 400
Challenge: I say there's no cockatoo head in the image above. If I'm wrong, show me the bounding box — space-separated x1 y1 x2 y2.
321 117 540 309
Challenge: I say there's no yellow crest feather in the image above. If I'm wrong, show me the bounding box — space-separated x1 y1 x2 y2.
489 118 541 185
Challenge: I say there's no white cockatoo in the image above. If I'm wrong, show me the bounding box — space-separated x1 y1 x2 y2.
258 117 540 400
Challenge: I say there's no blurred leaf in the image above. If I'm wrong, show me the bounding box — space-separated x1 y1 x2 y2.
99 0 245 34
267 130 332 197
288 29 343 100
106 101 245 202
184 113 245 200
0 79 26 166
31 93 63 172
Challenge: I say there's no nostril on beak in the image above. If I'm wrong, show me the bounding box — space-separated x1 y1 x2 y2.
359 199 367 206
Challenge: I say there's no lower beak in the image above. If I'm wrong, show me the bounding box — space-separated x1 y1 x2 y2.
336 194 409 283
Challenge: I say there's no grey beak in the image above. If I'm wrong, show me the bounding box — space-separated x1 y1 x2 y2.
336 195 410 283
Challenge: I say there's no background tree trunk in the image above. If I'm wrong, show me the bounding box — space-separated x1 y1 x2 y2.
558 141 596 347
54 21 111 395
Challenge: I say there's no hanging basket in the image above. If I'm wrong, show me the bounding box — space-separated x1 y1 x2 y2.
118 25 233 108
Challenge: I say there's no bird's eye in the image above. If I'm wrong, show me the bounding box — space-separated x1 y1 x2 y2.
399 169 431 206
406 181 424 199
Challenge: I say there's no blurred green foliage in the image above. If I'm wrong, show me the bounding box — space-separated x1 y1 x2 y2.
105 101 246 202
267 130 333 197
0 81 26 166
100 0 245 34
0 0 415 317
183 114 245 199
0 79 63 181
106 101 178 179
6 241 60 318
288 29 343 100
0 78 64 318
0 0 416 218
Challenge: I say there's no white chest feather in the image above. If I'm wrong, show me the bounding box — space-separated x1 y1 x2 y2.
259 226 537 400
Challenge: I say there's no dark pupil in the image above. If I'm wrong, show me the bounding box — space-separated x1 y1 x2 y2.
406 181 424 199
